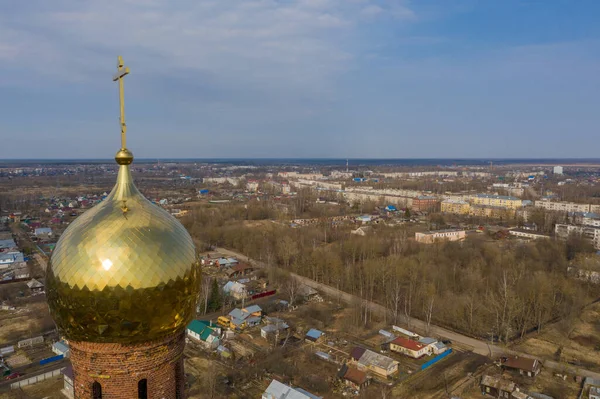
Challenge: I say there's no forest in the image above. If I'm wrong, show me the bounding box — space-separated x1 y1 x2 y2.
184 201 598 343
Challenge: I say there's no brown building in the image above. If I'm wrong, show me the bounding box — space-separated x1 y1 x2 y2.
45 58 200 399
412 196 440 212
501 356 542 378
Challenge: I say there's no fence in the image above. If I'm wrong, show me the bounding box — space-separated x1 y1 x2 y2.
17 336 43 348
10 367 65 389
251 290 276 300
40 354 63 365
421 349 453 370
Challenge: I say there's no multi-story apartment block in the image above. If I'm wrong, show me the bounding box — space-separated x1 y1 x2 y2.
412 196 440 212
472 194 522 209
534 200 590 213
441 199 470 215
469 205 515 219
555 224 600 249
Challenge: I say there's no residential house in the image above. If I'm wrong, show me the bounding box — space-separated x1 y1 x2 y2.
261 317 289 339
417 337 439 355
590 386 600 399
480 374 516 398
432 341 448 355
26 279 44 294
350 347 399 378
225 263 255 279
52 341 70 358
338 364 370 391
34 227 53 237
262 379 322 399
216 257 239 268
501 356 541 378
227 305 263 330
186 320 221 350
305 328 325 343
223 281 248 300
0 238 17 252
390 337 428 358
0 252 25 269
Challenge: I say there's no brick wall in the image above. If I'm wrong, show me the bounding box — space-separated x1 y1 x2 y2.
69 331 185 399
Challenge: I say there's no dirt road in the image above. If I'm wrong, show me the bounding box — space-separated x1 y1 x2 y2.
216 247 600 380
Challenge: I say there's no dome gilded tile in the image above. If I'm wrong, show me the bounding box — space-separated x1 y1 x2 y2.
46 164 200 343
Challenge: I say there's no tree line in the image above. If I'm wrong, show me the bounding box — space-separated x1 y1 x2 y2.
184 203 596 342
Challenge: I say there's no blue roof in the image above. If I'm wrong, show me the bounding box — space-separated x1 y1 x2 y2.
306 328 324 339
0 239 16 250
228 308 245 320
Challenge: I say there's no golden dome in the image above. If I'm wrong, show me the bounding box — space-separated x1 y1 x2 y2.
46 152 200 343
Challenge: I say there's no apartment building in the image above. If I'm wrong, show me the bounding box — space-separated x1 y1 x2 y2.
555 224 600 249
534 200 590 213
441 199 470 215
412 196 440 212
472 194 522 209
469 205 515 219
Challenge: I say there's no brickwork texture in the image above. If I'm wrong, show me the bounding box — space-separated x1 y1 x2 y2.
69 331 186 399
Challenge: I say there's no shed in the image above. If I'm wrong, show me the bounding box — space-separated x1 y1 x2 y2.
501 356 542 378
26 279 44 294
305 329 324 343
52 341 70 358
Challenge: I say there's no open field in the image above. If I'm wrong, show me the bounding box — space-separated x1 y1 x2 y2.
0 376 64 399
512 301 600 372
0 301 53 344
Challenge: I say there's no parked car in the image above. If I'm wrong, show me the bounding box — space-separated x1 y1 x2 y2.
5 372 22 380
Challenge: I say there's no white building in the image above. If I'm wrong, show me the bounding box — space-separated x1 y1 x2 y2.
535 200 590 213
555 224 600 249
509 229 550 240
415 229 466 244
52 341 70 358
262 379 322 399
553 166 563 175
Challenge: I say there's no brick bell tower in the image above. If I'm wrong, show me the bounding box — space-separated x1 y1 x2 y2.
46 56 200 399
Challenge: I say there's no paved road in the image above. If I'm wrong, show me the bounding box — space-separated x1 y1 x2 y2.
216 247 600 380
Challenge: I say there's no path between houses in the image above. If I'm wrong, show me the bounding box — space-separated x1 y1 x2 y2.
215 247 600 380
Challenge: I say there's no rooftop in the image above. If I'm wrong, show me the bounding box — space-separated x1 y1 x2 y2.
392 336 427 351
476 194 520 201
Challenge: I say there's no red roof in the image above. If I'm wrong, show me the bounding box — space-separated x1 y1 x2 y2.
391 336 426 351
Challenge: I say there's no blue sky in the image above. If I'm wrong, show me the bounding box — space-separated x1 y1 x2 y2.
0 0 599 159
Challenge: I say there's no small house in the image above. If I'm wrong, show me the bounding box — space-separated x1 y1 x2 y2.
27 279 44 294
390 336 428 359
305 328 324 343
187 320 221 350
480 374 516 398
350 347 399 378
223 281 248 300
501 356 541 378
590 386 600 399
262 379 322 399
216 257 239 268
52 341 70 358
225 263 255 279
34 227 53 237
338 364 369 391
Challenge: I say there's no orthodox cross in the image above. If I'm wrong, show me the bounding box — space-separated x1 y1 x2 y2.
112 56 130 149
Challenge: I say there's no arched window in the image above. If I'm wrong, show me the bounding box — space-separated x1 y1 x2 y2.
138 379 148 399
92 381 102 399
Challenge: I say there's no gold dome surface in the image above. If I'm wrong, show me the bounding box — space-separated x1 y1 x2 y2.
46 162 200 343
